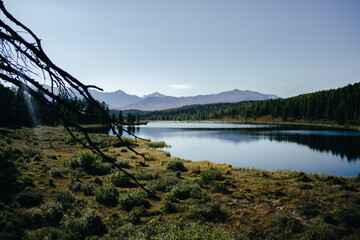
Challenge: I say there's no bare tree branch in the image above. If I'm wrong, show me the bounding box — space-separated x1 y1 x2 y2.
0 1 152 195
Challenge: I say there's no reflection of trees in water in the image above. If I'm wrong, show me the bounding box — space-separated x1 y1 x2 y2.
263 132 360 162
112 125 360 162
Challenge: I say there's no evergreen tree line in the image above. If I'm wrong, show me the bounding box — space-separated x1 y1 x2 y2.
0 84 109 127
141 82 360 126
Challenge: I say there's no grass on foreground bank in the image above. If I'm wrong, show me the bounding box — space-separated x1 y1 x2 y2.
1 126 360 240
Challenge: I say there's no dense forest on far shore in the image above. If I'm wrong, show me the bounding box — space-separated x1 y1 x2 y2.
0 84 109 127
142 82 360 126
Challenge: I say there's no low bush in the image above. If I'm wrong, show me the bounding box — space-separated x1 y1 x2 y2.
46 154 57 160
272 212 303 235
117 159 131 168
135 171 158 181
54 191 75 209
335 207 360 228
171 182 202 200
109 171 131 187
16 190 43 208
162 199 177 214
200 167 224 183
302 224 337 240
75 150 112 175
95 186 119 207
128 206 147 224
146 176 181 192
61 210 107 238
67 157 80 169
166 160 187 172
50 167 68 178
40 202 64 227
190 201 224 222
21 176 35 188
118 190 149 211
0 209 24 239
80 182 95 196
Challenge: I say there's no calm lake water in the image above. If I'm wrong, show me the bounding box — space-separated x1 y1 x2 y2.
114 121 360 177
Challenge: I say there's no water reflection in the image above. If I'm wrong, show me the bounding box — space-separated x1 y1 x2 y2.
123 125 360 162
110 122 360 176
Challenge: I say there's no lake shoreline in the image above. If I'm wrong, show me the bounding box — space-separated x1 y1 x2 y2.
146 117 360 131
1 126 360 239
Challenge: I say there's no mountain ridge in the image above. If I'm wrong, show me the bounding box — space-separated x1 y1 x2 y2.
40 85 279 110
114 89 279 111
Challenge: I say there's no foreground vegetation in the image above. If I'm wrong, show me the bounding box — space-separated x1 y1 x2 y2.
1 126 360 239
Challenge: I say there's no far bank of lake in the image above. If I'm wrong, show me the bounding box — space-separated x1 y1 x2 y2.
113 121 360 177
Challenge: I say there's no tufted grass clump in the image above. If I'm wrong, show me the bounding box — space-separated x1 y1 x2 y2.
166 159 187 172
148 141 169 149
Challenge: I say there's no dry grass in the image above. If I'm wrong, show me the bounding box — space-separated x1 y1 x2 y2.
1 126 360 239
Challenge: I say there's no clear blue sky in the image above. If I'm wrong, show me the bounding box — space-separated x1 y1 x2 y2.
4 0 360 97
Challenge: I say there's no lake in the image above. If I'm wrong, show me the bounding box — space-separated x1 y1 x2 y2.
114 121 360 177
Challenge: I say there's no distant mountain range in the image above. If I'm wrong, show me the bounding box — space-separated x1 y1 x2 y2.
91 89 279 110
41 85 279 110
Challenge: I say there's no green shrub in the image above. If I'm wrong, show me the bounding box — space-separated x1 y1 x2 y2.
147 176 181 192
166 160 187 172
95 186 119 207
61 210 107 238
80 182 95 196
76 150 112 175
22 176 35 188
272 212 303 234
109 171 131 187
118 190 149 211
117 159 131 168
171 183 202 200
162 199 177 214
67 157 80 169
120 148 128 153
135 171 158 181
335 207 360 228
22 207 43 228
212 181 230 194
0 209 24 239
192 165 201 174
54 191 75 209
115 219 261 239
128 206 147 224
302 224 337 240
190 201 224 222
0 150 19 200
46 154 57 160
200 167 224 183
50 167 68 178
16 190 43 208
40 202 64 227
77 150 96 170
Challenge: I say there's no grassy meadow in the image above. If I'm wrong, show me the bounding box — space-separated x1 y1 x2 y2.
1 126 360 239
